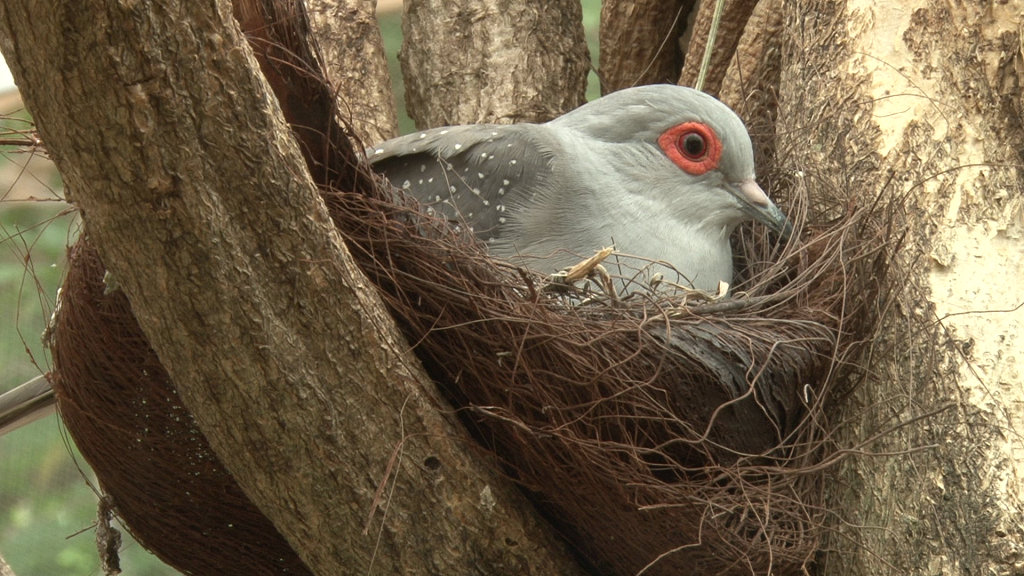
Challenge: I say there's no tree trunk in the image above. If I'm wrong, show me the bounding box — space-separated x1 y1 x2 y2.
718 0 783 121
399 0 589 127
677 0 759 94
306 0 400 144
774 0 1024 573
597 0 691 94
0 1 582 575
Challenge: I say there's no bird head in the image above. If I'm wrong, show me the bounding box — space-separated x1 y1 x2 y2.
552 85 791 241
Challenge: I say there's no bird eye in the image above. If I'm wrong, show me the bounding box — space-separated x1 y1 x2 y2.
679 132 707 160
657 121 723 176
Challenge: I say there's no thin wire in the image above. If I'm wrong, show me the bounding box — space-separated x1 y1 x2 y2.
694 0 726 92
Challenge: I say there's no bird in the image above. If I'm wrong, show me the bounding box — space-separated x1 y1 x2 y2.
369 84 790 293
0 86 791 437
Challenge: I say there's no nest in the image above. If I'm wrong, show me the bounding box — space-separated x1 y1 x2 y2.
46 4 900 576
50 241 309 576
313 170 894 576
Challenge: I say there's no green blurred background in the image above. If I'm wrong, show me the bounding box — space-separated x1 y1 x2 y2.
0 2 601 574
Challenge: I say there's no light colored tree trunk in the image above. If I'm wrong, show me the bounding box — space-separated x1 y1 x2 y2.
307 0 400 144
773 0 1024 573
0 1 581 575
399 0 589 127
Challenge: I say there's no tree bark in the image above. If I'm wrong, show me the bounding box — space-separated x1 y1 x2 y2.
597 0 692 95
399 0 589 127
718 0 784 179
776 0 1024 573
718 0 783 113
677 0 759 94
0 1 582 575
306 0 399 144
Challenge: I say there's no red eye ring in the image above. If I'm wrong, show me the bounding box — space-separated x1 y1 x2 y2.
658 122 722 176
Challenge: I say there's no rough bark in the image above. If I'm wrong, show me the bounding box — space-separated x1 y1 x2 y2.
597 0 692 95
718 0 785 178
0 1 582 575
718 0 784 112
306 0 399 144
677 0 759 95
776 0 1024 573
399 0 589 127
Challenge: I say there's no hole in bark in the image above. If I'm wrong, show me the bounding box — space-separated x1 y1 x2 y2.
423 456 441 470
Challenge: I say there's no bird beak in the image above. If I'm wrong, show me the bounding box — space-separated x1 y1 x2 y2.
730 179 793 241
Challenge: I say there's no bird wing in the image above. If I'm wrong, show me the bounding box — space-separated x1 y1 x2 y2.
367 125 557 243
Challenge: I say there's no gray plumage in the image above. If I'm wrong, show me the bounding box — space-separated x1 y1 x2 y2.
369 84 790 292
